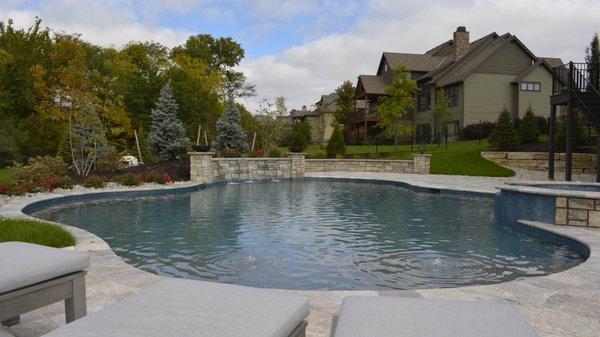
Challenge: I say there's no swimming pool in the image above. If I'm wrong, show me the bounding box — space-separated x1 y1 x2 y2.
30 180 585 290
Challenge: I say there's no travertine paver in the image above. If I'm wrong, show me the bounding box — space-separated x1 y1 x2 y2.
1 173 599 337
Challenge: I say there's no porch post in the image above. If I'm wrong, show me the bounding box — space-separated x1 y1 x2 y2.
596 133 600 182
565 99 573 181
548 105 556 180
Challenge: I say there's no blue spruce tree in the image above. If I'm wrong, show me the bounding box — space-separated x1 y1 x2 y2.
212 95 248 155
148 82 190 160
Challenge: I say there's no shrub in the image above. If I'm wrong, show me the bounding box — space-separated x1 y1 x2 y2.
10 156 68 183
217 148 241 158
0 182 35 196
146 171 173 184
488 108 520 150
267 146 284 158
518 107 541 144
40 176 72 192
461 122 496 140
114 173 141 186
83 175 105 189
191 145 211 152
246 148 264 158
289 124 309 153
556 109 587 150
326 125 346 158
536 116 549 135
95 146 122 173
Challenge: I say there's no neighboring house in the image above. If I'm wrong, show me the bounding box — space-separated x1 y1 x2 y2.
353 26 563 142
291 93 337 145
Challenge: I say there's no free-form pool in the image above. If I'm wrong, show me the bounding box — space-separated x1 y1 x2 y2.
31 180 585 290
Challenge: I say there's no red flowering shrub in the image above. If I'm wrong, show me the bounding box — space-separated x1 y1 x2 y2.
146 171 174 184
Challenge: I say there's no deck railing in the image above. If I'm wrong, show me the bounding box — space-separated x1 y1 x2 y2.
553 62 600 95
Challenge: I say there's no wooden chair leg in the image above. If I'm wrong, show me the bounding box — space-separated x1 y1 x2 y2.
65 275 87 323
1 316 20 326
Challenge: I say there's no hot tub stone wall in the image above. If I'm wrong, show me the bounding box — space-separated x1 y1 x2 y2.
555 197 600 227
189 153 431 183
481 151 597 174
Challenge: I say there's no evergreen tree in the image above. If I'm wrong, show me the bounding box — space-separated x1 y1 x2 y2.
489 108 520 150
556 109 587 150
148 82 190 161
518 106 541 144
585 33 600 90
326 125 346 158
212 95 248 154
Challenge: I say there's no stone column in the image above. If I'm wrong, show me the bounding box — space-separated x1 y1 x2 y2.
413 154 431 174
288 153 306 178
189 152 214 183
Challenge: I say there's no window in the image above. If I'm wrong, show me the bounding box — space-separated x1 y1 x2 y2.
520 82 541 92
445 85 459 107
384 63 389 72
418 84 431 111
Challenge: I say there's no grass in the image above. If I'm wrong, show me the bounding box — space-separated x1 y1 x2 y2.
304 139 515 177
0 218 76 248
0 168 12 184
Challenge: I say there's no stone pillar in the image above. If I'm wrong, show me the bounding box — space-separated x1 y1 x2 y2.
413 154 431 174
189 152 214 183
288 153 306 178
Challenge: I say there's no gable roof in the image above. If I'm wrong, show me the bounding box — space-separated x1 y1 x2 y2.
511 57 564 83
356 75 387 96
320 93 338 112
433 34 540 87
378 52 446 74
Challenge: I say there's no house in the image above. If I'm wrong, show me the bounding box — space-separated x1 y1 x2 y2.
352 26 563 142
291 93 337 145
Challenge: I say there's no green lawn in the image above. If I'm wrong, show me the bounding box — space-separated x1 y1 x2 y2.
306 139 514 177
0 219 76 248
0 168 12 184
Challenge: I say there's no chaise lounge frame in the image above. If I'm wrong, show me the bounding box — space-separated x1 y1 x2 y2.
0 271 87 326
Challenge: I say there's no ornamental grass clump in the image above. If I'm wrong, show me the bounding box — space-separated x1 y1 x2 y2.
0 218 75 248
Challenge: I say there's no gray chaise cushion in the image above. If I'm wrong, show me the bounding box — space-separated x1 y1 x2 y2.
0 242 89 294
334 296 539 337
45 278 309 337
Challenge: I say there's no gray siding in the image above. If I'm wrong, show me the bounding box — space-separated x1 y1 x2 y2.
476 42 533 75
463 73 515 125
517 66 553 118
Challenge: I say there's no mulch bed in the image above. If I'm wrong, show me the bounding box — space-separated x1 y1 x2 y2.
74 158 191 182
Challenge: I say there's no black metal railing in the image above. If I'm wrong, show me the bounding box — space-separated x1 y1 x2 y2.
553 62 600 95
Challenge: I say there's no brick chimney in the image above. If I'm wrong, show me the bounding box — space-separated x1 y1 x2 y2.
453 26 470 61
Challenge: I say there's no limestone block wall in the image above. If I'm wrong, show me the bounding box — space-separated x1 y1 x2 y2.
189 153 431 183
555 196 600 227
481 151 597 174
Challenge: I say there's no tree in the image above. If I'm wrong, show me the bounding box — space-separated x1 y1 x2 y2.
488 108 520 150
432 88 452 147
289 122 310 152
585 33 600 90
377 66 419 152
69 100 108 176
255 96 289 153
556 109 587 150
333 81 355 125
326 125 345 158
148 82 190 160
518 106 541 144
212 95 248 155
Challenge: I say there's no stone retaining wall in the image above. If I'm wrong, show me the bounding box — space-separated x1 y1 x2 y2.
189 153 431 183
555 196 600 227
481 151 597 174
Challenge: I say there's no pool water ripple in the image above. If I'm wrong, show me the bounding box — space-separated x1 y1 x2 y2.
31 180 584 290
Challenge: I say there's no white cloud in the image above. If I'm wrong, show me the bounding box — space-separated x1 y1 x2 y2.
1 0 599 113
242 0 600 111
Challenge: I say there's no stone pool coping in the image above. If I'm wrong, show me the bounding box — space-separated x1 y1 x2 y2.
500 180 600 198
1 173 600 337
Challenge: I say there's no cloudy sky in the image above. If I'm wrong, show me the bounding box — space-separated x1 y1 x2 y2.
2 0 599 112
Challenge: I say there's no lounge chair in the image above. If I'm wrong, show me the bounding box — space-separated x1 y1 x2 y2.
332 296 539 337
0 242 90 326
44 278 309 337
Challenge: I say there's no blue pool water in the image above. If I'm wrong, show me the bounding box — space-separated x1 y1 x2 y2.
31 180 584 290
